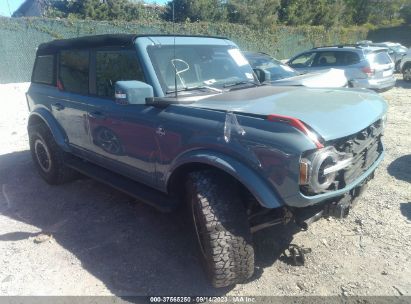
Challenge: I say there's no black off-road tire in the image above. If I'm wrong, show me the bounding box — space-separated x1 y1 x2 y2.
29 123 78 185
186 170 254 288
403 65 411 82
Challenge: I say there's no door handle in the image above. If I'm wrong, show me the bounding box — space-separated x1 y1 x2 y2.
53 102 65 111
88 111 106 120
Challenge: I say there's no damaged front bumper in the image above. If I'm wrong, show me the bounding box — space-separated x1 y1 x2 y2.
295 170 374 230
250 171 374 233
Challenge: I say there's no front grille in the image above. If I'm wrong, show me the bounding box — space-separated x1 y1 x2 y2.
332 119 383 188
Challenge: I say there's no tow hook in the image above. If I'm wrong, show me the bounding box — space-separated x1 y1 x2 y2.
324 195 351 219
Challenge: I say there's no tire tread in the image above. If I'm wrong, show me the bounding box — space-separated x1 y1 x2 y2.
186 170 254 288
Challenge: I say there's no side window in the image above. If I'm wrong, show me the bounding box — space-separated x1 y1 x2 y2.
95 50 144 98
59 50 89 95
32 55 55 85
338 51 360 66
313 52 337 67
289 52 316 68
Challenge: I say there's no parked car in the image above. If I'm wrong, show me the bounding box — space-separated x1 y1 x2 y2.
287 45 396 91
357 41 408 71
399 49 411 82
27 34 387 288
244 51 348 87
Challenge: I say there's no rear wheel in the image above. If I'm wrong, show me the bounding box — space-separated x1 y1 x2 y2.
29 123 78 184
185 170 254 288
403 65 411 82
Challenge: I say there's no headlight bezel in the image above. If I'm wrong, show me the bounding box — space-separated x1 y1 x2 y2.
300 146 353 194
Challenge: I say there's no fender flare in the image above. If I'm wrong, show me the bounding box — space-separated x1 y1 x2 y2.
166 149 283 209
28 108 70 152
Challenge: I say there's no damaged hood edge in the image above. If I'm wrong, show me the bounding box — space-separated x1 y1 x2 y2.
181 86 387 141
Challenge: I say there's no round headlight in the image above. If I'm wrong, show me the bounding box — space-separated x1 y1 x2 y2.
309 148 338 193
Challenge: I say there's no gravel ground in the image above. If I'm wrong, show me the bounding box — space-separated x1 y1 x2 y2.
0 79 410 297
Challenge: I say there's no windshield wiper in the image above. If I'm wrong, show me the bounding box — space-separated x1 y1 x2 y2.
223 80 260 90
166 85 222 95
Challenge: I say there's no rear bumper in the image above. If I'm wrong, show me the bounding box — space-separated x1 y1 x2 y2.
351 76 396 90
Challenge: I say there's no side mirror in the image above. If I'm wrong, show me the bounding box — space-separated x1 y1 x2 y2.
114 81 154 105
253 68 271 83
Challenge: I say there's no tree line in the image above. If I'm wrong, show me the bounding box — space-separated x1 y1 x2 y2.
42 0 411 28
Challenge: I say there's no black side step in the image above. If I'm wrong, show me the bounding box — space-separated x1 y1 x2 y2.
65 157 178 212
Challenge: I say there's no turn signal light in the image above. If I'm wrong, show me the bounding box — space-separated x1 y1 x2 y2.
299 160 310 185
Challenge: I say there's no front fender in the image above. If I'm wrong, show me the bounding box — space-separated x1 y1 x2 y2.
28 108 70 152
167 149 283 209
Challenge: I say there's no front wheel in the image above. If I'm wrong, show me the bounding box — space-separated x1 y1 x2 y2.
185 170 254 288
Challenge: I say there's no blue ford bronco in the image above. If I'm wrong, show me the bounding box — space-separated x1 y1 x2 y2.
27 34 387 287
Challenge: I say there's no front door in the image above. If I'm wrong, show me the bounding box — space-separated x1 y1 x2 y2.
86 48 159 187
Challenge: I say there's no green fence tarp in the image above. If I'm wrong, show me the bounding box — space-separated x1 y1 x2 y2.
0 17 368 83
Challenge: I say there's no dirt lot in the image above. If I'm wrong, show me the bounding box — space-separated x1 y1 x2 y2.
0 79 410 297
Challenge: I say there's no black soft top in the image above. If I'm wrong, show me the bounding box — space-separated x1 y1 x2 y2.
37 34 136 55
37 34 228 55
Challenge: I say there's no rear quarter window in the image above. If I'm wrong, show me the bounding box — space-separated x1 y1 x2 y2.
32 55 55 85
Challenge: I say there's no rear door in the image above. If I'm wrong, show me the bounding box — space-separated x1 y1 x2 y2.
53 49 94 151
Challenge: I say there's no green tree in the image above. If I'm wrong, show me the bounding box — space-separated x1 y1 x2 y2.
44 0 156 21
344 0 408 25
367 0 408 25
227 0 281 29
400 3 411 24
163 0 227 22
343 0 371 25
279 0 347 27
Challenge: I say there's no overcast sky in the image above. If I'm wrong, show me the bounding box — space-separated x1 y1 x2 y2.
0 0 168 17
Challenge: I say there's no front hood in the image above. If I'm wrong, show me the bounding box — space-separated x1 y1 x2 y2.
271 69 348 88
184 86 387 141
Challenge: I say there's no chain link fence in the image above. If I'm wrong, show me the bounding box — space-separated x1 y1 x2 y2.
0 17 368 83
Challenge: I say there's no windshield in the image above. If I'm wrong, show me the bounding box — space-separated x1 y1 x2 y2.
246 53 298 80
147 45 257 95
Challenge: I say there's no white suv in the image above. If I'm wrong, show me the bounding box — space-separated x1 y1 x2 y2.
400 49 411 82
288 45 396 91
